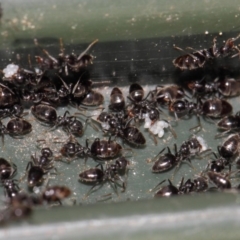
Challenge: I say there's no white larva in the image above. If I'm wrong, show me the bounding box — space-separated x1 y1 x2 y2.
3 64 19 78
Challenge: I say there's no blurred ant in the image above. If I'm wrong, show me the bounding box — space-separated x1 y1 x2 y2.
173 34 240 70
0 158 17 181
42 185 71 204
2 63 43 87
0 83 19 108
35 38 98 75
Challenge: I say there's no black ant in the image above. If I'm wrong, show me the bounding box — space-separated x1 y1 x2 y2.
216 112 240 137
6 118 32 137
151 145 179 173
0 118 32 144
108 87 126 112
177 135 209 162
217 133 240 159
188 77 240 97
0 158 17 181
170 98 232 120
31 103 57 125
0 104 24 119
151 84 186 105
153 179 181 197
55 111 86 137
56 135 88 162
25 148 54 188
42 185 71 204
178 175 208 194
208 152 231 173
173 35 240 70
0 83 19 108
94 111 146 146
81 90 104 107
2 63 43 87
35 38 98 75
79 157 129 197
88 137 123 160
207 170 232 189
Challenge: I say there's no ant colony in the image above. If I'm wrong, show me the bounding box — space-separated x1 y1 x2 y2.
1 31 240 224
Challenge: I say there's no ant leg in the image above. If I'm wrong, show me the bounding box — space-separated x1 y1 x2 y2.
19 162 33 182
189 115 202 133
149 179 166 193
77 39 99 60
148 147 166 163
82 182 103 200
96 193 112 202
215 130 232 139
148 130 158 145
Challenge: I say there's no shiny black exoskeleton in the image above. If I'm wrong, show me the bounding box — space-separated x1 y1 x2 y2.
207 171 231 189
26 148 54 188
31 104 57 124
2 179 20 199
152 85 185 105
177 136 207 162
154 179 179 197
60 136 87 159
0 83 19 108
0 158 17 180
217 112 240 137
188 77 240 97
151 145 179 173
179 176 208 193
96 112 146 146
89 137 122 159
79 157 129 195
3 65 43 87
208 152 230 173
55 111 84 136
6 118 32 136
218 133 240 159
35 39 98 74
0 104 24 119
108 87 125 112
81 90 104 106
127 83 160 124
169 98 232 120
173 35 240 70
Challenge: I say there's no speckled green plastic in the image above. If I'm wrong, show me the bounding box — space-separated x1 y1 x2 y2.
1 0 240 239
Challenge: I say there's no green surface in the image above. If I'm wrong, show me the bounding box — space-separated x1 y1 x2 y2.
1 1 240 239
1 0 240 47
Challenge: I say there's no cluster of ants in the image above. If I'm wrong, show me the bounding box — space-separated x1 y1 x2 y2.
1 33 240 224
